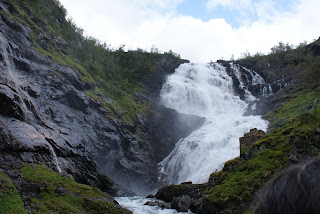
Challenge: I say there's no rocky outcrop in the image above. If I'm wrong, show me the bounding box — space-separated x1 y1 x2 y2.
0 0 204 198
215 60 282 116
171 195 193 212
240 128 265 159
144 200 171 209
3 163 133 214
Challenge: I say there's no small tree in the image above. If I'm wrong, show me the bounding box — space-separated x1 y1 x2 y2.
150 45 160 54
270 42 293 54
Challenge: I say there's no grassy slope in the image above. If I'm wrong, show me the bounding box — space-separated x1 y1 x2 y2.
19 163 129 214
200 43 320 213
1 163 129 214
0 172 26 214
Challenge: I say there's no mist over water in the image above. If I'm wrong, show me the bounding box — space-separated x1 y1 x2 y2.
158 63 268 184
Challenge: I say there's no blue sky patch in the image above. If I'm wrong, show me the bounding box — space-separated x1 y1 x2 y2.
176 0 298 28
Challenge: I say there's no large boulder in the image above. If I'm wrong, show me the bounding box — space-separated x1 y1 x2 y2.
171 195 192 212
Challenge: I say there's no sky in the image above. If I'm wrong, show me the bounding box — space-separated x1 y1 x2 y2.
59 0 320 62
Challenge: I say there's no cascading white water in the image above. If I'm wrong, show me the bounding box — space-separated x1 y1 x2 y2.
47 143 62 173
115 197 187 214
158 63 268 184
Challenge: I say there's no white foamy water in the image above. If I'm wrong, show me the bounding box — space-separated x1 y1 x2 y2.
158 63 268 184
115 197 193 214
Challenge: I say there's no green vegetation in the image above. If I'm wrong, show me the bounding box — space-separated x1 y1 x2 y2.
266 86 320 131
20 163 127 214
237 41 320 84
203 119 320 213
0 171 26 214
5 0 181 124
200 41 320 213
204 132 291 213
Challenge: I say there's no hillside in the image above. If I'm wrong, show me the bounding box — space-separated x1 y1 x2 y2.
0 0 204 213
0 0 320 213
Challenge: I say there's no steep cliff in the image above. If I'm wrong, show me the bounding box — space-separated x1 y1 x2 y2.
0 0 204 211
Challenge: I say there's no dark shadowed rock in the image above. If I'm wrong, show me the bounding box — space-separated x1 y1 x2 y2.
155 182 207 213
307 37 320 56
146 194 154 198
147 105 205 162
155 183 207 203
142 56 189 102
171 195 192 212
144 200 171 209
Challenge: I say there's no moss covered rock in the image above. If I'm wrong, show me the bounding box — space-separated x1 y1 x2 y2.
19 163 131 214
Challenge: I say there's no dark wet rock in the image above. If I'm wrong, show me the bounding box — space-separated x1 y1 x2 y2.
155 182 207 213
181 181 192 185
155 183 207 203
171 195 192 212
0 85 24 120
144 200 171 209
147 106 205 163
97 174 116 195
146 194 154 198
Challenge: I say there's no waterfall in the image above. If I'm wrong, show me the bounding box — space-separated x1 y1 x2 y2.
47 143 62 173
158 63 268 184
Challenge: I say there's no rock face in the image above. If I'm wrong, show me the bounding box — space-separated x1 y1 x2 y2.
0 15 113 188
147 106 205 163
0 0 204 196
217 60 281 116
240 128 265 158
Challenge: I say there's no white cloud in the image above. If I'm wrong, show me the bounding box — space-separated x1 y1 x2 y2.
60 0 320 62
206 0 252 10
